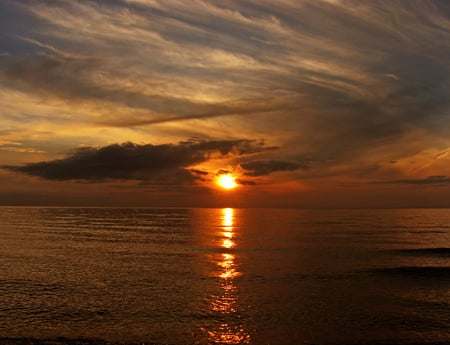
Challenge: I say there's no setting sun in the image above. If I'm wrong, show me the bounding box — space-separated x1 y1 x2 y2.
217 175 237 190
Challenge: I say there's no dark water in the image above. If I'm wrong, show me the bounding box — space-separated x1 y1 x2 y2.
1 207 450 345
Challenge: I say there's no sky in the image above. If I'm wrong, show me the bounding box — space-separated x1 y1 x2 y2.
0 0 449 208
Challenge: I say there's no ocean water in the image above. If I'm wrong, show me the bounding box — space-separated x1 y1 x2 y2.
1 207 450 345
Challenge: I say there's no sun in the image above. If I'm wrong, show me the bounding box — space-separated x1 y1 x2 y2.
217 174 238 190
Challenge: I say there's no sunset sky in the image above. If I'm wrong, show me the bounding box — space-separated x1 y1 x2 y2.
0 0 449 207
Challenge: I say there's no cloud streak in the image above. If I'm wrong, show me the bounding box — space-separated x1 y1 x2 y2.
0 53 294 127
241 160 307 176
375 176 450 185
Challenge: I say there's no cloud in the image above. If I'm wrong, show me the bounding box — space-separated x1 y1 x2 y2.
0 53 296 127
240 159 307 176
3 139 271 183
236 179 257 186
190 168 209 176
375 175 450 185
1 0 450 190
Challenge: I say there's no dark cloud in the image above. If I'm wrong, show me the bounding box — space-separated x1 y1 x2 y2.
236 179 257 186
3 139 271 183
375 176 450 185
190 169 209 176
241 160 307 177
216 169 231 176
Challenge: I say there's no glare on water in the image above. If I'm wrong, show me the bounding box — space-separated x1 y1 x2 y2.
203 208 250 344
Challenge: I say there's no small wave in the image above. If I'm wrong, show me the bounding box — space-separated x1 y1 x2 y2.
392 248 450 256
315 341 450 345
0 279 64 294
0 338 166 345
405 230 447 234
5 339 449 345
367 266 450 279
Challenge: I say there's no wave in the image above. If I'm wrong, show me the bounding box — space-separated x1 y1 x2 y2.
367 266 450 279
318 339 450 345
392 248 450 256
2 338 450 345
0 338 163 345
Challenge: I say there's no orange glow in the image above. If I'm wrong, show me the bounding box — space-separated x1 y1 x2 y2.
217 174 237 189
222 238 235 248
223 231 233 238
219 254 239 278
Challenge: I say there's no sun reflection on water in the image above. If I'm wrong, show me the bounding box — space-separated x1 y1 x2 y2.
203 208 250 344
223 208 233 226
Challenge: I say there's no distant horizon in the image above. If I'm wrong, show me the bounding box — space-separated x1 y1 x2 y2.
1 204 450 210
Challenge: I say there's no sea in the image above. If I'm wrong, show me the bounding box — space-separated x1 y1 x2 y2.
1 207 450 345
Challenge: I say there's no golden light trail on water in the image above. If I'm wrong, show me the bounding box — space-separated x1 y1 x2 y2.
203 208 250 344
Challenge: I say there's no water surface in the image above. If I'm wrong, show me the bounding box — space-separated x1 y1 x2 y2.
1 207 450 344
